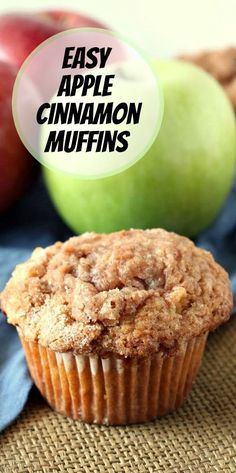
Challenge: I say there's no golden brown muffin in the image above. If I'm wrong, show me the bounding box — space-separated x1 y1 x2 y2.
1 229 232 424
180 47 236 110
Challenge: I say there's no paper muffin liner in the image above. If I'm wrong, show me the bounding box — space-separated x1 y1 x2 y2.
18 331 208 425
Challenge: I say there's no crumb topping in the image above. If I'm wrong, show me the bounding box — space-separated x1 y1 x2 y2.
0 229 232 357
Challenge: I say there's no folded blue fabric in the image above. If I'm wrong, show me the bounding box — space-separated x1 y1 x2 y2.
0 177 71 431
0 177 235 431
197 181 236 311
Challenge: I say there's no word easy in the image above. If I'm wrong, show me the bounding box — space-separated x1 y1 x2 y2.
62 47 112 69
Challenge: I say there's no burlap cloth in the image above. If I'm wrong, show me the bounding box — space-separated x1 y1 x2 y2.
0 316 236 473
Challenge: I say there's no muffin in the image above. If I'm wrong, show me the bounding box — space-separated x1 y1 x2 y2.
0 229 232 425
179 47 236 110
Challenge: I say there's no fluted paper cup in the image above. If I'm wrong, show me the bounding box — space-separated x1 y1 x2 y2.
18 331 208 425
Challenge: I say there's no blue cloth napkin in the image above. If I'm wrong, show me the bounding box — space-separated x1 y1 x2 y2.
0 177 72 431
0 176 235 431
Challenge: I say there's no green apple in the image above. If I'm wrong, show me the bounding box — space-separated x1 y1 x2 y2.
43 60 236 236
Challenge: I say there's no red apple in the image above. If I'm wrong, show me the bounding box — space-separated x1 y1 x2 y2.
0 11 106 69
37 10 105 30
0 61 38 212
0 10 108 212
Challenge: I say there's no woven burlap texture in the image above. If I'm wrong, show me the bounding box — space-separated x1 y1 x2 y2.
1 316 236 473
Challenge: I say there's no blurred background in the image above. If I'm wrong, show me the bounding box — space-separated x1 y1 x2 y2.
0 0 235 245
0 0 235 240
1 0 236 56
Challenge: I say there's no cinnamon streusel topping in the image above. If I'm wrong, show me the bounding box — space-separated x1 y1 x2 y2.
0 229 232 357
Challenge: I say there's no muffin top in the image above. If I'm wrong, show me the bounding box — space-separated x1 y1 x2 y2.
0 229 232 357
